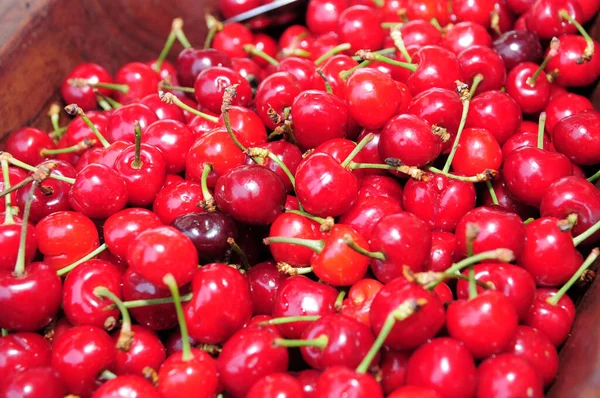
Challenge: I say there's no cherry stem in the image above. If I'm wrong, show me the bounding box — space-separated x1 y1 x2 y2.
246 148 297 189
13 183 36 277
154 18 183 72
355 50 417 73
97 96 112 111
588 169 600 183
41 138 95 157
94 286 134 351
4 156 75 185
547 248 600 305
199 163 215 209
524 217 535 224
164 273 194 361
160 82 195 93
99 370 117 380
263 236 325 253
559 10 594 63
48 103 61 133
228 237 250 270
371 0 383 7
468 74 484 98
342 234 386 260
573 218 600 247
537 112 547 149
381 22 402 29
56 243 108 276
131 121 143 170
174 19 192 49
340 60 373 81
528 38 560 86
204 14 223 49
341 133 374 168
390 25 412 63
442 76 482 173
101 94 122 109
118 292 193 309
277 263 313 276
335 290 346 311
286 209 327 225
259 315 321 326
1 159 15 225
68 78 129 93
315 68 333 94
159 92 219 123
430 18 443 31
427 165 497 183
274 335 329 349
349 161 428 181
64 104 110 148
465 223 478 258
468 267 477 300
244 44 280 67
351 47 395 61
356 299 424 373
486 181 499 205
315 43 351 66
1 329 7 337
221 85 247 153
452 273 492 289
426 248 515 290
48 127 67 141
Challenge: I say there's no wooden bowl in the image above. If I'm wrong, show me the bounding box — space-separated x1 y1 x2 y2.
0 1 599 395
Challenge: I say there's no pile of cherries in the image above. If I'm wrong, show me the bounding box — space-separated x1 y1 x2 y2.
1 0 600 396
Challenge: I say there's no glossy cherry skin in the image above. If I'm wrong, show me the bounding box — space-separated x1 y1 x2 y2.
0 262 62 332
425 231 460 272
64 111 108 148
405 337 476 398
62 259 122 327
158 349 219 398
378 348 410 394
93 375 160 398
505 62 551 114
519 217 582 286
0 217 37 272
5 127 55 166
526 0 583 39
277 56 317 91
217 106 267 147
389 386 443 398
212 23 253 59
52 325 116 396
458 45 506 94
272 276 339 338
340 278 383 328
408 46 464 96
105 103 158 143
36 210 99 269
183 263 252 343
194 66 252 114
122 269 179 331
370 212 432 283
295 369 319 398
493 28 544 68
447 291 519 359
466 90 522 145
114 62 160 104
544 92 593 135
403 174 476 232
315 366 383 398
268 212 322 266
541 176 600 245
503 147 573 207
142 120 195 174
177 48 231 87
69 163 128 219
506 325 559 386
553 111 600 166
0 333 51 386
214 164 286 225
61 62 113 110
103 208 162 260
345 68 402 130
255 72 303 130
112 325 166 377
246 261 288 315
524 288 576 346
127 226 198 287
140 93 186 122
248 141 303 193
152 180 205 225
306 0 348 34
339 196 402 241
545 34 600 87
456 263 536 320
358 175 403 203
218 327 289 397
0 366 66 398
452 127 503 175
337 5 384 53
370 280 445 350
441 22 492 55
455 206 525 258
247 373 305 398
477 354 544 398
502 130 550 158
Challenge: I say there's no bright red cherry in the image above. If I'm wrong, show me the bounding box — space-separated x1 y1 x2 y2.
408 46 464 95
339 196 403 241
213 23 254 59
526 0 584 39
307 0 349 34
552 111 600 166
389 385 443 398
93 375 160 398
442 22 492 55
69 163 128 219
466 90 522 145
268 212 322 266
524 288 576 346
103 208 162 260
451 127 503 175
61 63 113 111
544 92 593 134
105 103 158 143
315 366 384 397
5 127 55 166
140 93 186 122
246 261 288 315
544 34 600 87
113 325 166 376
142 119 195 174
152 180 205 224
426 231 460 273
505 62 551 114
506 325 559 386
194 67 252 114
476 354 544 398
340 278 383 327
337 5 384 53
247 372 305 398
158 348 219 398
256 72 303 130
458 46 506 94
114 62 160 104
0 333 51 386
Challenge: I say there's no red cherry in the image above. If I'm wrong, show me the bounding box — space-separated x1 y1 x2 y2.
114 62 160 104
152 180 204 224
544 34 600 87
218 106 267 147
69 163 128 219
213 23 254 59
524 287 576 346
0 216 36 272
389 385 443 398
246 261 288 315
127 226 198 287
105 103 158 143
0 366 65 398
502 130 550 158
140 93 186 122
404 0 451 24
340 278 383 327
442 22 492 55
458 46 506 94
104 208 162 260
277 57 317 91
93 375 160 398
61 63 113 111
316 366 383 397
452 127 502 175
194 67 252 114
426 231 460 272
313 55 356 98
307 0 349 34
158 348 219 398
544 92 593 134
476 354 544 398
0 333 51 386
113 325 166 376
5 127 55 166
256 72 304 130
466 90 522 145
177 48 232 87
358 175 403 202
247 373 305 398
248 141 302 192
526 0 583 39
268 212 322 266
505 62 551 114
506 325 559 386
552 111 600 166
339 196 403 241
408 45 464 95
337 5 384 53
143 119 196 174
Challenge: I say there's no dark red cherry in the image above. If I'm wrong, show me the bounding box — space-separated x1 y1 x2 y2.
506 325 559 386
51 325 115 396
466 90 522 145
61 63 113 111
113 325 166 376
481 177 537 219
492 30 543 70
526 0 583 39
552 111 600 166
476 354 544 398
69 163 128 219
177 48 232 87
5 127 55 166
378 348 410 394
105 103 158 143
247 141 302 193
408 45 464 96
93 375 160 398
256 71 303 130
114 62 160 104
441 22 492 55
246 261 287 315
0 333 51 386
158 348 219 398
152 180 204 224
505 62 551 114
426 231 460 272
524 288 576 346
194 67 252 114
337 5 384 53
316 366 383 397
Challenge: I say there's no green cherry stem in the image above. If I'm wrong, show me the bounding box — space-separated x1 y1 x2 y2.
547 248 600 305
426 165 497 183
558 10 594 63
246 147 296 189
468 266 477 300
97 96 112 111
429 18 444 31
130 121 143 170
40 138 95 157
587 169 600 183
335 290 346 310
164 273 194 361
537 112 547 149
349 161 429 181
486 181 499 205
244 44 280 67
64 104 110 148
94 286 134 351
524 217 535 225
154 18 183 72
339 60 373 81
204 14 223 49
3 156 75 185
315 43 351 65
342 234 386 260
528 38 560 87
117 293 194 309
221 85 247 153
228 237 250 270
285 209 329 226
174 18 192 49
99 370 117 380
159 91 219 124
13 183 36 277
351 47 395 61
160 82 196 93
67 78 129 93
274 335 329 349
1 158 15 225
263 236 325 253
390 25 412 63
341 133 374 168
356 299 424 373
573 219 600 247
48 103 62 133
316 68 333 94
260 315 321 326
355 50 417 72
198 163 216 212
56 243 108 277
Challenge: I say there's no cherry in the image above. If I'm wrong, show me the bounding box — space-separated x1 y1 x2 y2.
370 280 445 350
279 25 314 58
403 174 476 232
214 164 286 225
36 210 99 269
158 348 219 398
113 325 166 376
315 366 384 397
272 276 339 338
0 216 36 272
459 46 506 94
0 366 66 398
466 90 522 146
5 127 55 166
408 45 464 96
527 0 584 39
492 30 544 70
93 375 160 398
339 278 383 328
295 369 319 397
247 373 306 398
338 5 384 53
103 208 162 260
545 92 594 135
51 325 116 396
524 287 576 346
544 34 600 87
389 385 443 398
143 120 195 174
426 231 461 272
404 0 451 24
177 48 232 87
451 127 503 175
218 327 289 397
256 71 303 130
502 130 550 158
105 103 158 143
506 325 559 386
358 175 403 202
69 163 128 219
140 93 186 122
398 20 442 48
114 62 160 104
152 180 205 224
127 226 198 287
541 176 600 245
246 261 288 315
61 63 113 111
183 263 252 343
246 141 302 193
552 111 600 166
0 332 51 386
194 67 252 114
313 54 356 98
218 106 267 147
378 348 410 394
506 0 536 13
505 61 551 114
306 0 348 34
62 259 122 327
213 23 254 59
441 22 492 55
476 354 544 398
339 196 403 241
520 217 583 286
64 111 109 148
268 212 322 266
